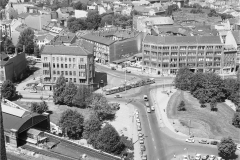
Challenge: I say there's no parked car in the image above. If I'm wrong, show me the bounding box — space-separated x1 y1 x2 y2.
151 106 155 111
135 114 139 119
202 155 209 160
195 154 201 160
138 132 143 137
185 138 195 143
137 126 142 131
137 122 141 127
147 107 151 113
30 90 37 93
143 95 148 101
136 118 140 123
183 155 188 160
199 139 209 144
111 67 116 70
210 141 219 145
135 110 139 115
145 102 150 107
209 155 216 160
140 144 146 151
126 70 131 73
139 139 144 144
141 154 147 160
114 94 122 98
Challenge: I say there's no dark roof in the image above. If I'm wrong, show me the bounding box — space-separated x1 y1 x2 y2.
232 31 240 44
18 12 30 19
0 53 9 60
81 33 115 45
41 45 91 56
52 33 76 44
144 35 223 45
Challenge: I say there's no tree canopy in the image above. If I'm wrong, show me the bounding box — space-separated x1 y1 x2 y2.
174 67 194 91
218 137 237 158
72 85 92 108
17 28 35 54
72 1 87 10
232 112 240 128
83 114 102 139
53 75 66 104
67 17 87 33
86 10 102 30
31 101 49 114
58 109 84 139
0 0 8 9
1 80 16 100
4 38 15 54
63 81 77 106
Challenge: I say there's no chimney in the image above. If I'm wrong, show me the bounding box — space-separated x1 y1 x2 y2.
23 45 25 52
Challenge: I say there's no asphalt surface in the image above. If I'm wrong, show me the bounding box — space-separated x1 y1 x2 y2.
7 153 25 160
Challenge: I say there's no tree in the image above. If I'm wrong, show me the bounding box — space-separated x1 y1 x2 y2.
4 38 15 54
72 1 87 10
83 114 102 139
95 124 125 154
232 112 240 128
1 80 16 100
67 17 87 33
0 0 8 9
218 137 237 158
17 28 35 54
100 14 114 27
177 100 186 111
31 101 49 114
174 67 194 91
208 9 218 17
53 75 66 104
34 44 40 57
63 81 77 106
87 131 99 147
58 109 84 139
72 85 92 108
86 10 102 30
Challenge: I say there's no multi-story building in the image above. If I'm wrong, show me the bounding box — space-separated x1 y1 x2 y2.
41 45 95 90
0 20 12 38
142 35 237 75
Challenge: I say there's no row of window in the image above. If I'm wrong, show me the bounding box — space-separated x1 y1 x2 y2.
43 57 87 63
144 62 221 67
52 70 86 77
52 77 86 83
144 45 223 50
52 63 86 69
144 51 222 56
144 57 223 62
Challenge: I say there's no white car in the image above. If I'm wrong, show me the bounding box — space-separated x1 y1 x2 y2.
185 138 195 143
135 110 139 115
137 122 141 127
139 139 144 144
138 132 143 137
209 155 216 160
195 154 201 160
147 107 151 113
136 118 140 123
183 155 188 160
135 114 139 119
137 126 142 131
237 145 240 150
151 106 155 111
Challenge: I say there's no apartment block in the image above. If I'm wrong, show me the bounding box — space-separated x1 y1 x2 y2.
41 45 95 90
142 35 237 75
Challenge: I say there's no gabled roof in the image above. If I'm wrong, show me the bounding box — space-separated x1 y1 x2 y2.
15 24 28 32
143 35 223 45
18 12 30 19
144 16 174 25
81 33 115 45
41 45 91 56
232 31 240 44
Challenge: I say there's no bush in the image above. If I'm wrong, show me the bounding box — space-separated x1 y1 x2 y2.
31 101 49 114
218 137 237 158
177 101 186 111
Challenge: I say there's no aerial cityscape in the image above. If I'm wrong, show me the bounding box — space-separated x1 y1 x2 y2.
0 0 240 159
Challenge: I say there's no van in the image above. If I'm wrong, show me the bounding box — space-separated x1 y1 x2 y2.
143 95 148 101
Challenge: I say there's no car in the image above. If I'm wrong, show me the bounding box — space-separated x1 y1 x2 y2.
198 139 209 144
185 138 195 143
139 137 144 141
114 94 122 98
137 122 141 127
210 141 219 145
140 144 146 151
126 70 131 73
151 106 155 111
202 155 209 160
183 155 188 160
209 155 216 160
139 139 144 144
143 95 148 101
195 154 201 160
147 107 151 113
138 132 143 137
136 118 140 123
237 145 240 150
135 110 139 115
141 154 147 160
145 102 150 107
135 114 139 119
137 126 142 131
111 67 116 70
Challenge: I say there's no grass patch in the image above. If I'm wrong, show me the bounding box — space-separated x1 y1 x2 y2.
14 101 93 125
167 90 240 142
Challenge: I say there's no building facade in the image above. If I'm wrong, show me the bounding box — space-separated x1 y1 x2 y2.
41 45 95 90
142 35 237 75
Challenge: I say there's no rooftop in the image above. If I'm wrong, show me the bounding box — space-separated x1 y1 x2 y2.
144 35 223 45
41 45 91 56
232 31 240 44
81 33 115 45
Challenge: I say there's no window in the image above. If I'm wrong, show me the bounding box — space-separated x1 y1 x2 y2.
73 71 76 76
57 64 59 68
73 64 76 68
74 78 76 83
69 64 72 68
61 64 63 68
79 65 85 69
53 71 56 75
73 58 75 62
163 46 169 50
57 57 59 62
69 71 72 75
180 46 187 50
66 78 68 82
69 58 71 62
65 64 67 68
65 71 68 75
43 63 49 67
57 71 60 75
65 57 67 62
61 71 64 75
53 57 55 62
61 57 63 61
44 57 48 61
171 46 178 50
158 46 162 50
163 52 169 56
171 52 178 56
198 46 205 50
80 58 84 62
70 78 72 82
144 50 150 55
53 77 56 82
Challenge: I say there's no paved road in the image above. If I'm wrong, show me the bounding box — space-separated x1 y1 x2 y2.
7 153 25 160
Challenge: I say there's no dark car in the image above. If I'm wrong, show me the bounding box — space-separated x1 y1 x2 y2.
210 141 219 145
126 70 131 73
140 144 146 151
202 155 209 160
111 67 116 70
198 139 209 144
